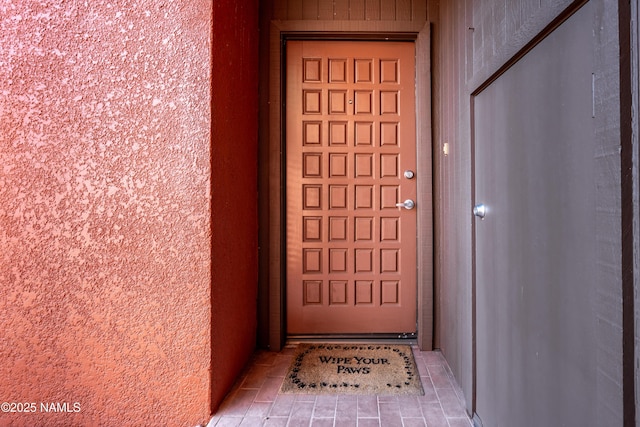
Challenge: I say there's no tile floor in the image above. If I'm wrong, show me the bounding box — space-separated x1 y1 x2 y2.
207 344 473 427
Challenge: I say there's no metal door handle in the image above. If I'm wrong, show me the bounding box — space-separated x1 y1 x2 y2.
396 199 415 210
473 203 486 219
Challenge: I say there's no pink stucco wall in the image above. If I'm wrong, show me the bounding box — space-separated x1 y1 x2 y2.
0 1 212 425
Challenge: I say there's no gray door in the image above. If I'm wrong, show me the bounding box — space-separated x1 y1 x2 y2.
473 2 597 426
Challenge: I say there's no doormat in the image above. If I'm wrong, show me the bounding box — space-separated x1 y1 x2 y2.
280 344 423 395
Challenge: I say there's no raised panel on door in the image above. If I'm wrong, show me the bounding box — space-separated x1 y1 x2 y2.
286 40 417 334
473 3 597 426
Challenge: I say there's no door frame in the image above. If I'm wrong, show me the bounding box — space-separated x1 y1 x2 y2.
266 20 433 350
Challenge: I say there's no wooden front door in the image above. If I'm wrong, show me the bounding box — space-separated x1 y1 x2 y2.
286 40 417 334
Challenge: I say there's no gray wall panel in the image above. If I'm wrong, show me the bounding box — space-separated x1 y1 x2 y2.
474 4 599 424
431 0 624 423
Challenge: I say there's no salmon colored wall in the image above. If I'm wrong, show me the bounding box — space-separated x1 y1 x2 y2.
211 0 260 412
0 1 213 426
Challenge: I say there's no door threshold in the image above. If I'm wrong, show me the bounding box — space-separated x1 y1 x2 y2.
286 333 418 346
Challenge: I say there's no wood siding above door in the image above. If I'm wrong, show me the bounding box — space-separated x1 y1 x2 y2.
273 0 427 22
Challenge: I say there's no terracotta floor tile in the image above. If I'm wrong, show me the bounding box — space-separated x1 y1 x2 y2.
218 389 258 417
253 350 279 366
313 395 337 418
419 351 446 365
246 401 272 418
356 396 379 418
401 418 427 427
335 395 358 419
379 401 403 426
337 395 357 404
290 400 315 419
435 388 469 418
239 416 266 426
263 416 289 426
334 417 357 427
426 364 453 389
447 417 474 427
397 396 423 418
295 394 317 403
380 399 401 411
268 394 296 417
208 348 471 427
287 417 312 427
310 418 335 427
255 376 284 402
451 381 468 405
214 416 244 427
411 353 432 378
418 377 440 403
414 359 431 377
420 402 449 427
268 356 293 378
357 418 381 427
242 364 271 389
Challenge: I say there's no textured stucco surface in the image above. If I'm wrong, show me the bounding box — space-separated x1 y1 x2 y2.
0 1 212 425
